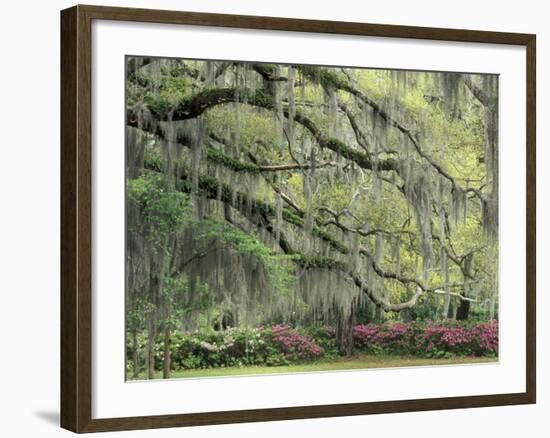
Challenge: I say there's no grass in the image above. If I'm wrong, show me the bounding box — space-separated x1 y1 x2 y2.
128 354 497 380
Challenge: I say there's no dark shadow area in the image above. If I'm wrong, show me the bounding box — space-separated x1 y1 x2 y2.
34 410 59 427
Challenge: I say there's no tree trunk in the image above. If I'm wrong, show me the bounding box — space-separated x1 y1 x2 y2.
163 326 171 379
336 303 355 356
456 275 471 320
456 299 470 320
146 319 156 379
489 289 497 320
446 296 456 319
132 330 139 379
442 292 451 319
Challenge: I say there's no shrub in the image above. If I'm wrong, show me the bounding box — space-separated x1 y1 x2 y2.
127 320 498 373
266 324 324 361
167 326 325 370
353 320 498 357
303 325 338 358
353 322 421 355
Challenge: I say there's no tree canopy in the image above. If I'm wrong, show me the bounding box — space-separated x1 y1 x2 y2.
125 57 499 375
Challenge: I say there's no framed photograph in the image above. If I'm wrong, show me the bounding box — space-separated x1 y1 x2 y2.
60 4 536 433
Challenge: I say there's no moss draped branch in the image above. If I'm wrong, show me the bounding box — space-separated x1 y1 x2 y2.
294 65 478 197
131 112 470 301
140 157 474 310
127 86 399 173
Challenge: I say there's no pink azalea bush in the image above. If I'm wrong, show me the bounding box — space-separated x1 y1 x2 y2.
353 322 417 354
353 320 498 357
267 324 324 360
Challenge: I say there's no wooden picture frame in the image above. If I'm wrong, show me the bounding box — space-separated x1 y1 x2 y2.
61 4 536 433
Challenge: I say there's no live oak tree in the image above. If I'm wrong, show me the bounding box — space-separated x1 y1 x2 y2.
126 57 498 372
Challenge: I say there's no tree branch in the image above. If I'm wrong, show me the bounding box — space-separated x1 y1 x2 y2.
296 65 477 197
127 86 399 173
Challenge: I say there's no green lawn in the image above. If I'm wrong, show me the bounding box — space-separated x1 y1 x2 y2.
128 354 497 380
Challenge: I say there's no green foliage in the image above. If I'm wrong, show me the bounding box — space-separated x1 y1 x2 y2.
126 56 499 373
127 173 191 252
192 219 296 297
206 147 261 173
127 296 156 332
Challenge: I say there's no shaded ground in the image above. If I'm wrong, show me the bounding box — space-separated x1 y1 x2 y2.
128 354 497 380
